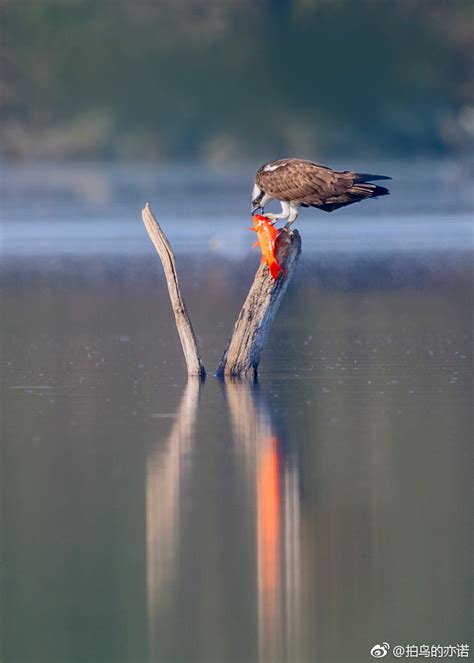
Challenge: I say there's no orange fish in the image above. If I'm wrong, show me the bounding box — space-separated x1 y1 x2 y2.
250 214 285 280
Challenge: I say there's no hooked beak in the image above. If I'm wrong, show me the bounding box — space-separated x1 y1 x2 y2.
251 205 262 215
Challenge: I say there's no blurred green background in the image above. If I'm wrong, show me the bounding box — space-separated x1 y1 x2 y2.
1 0 473 162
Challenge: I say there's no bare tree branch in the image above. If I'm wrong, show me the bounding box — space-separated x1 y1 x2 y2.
141 203 206 378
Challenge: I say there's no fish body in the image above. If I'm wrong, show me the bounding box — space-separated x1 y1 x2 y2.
250 214 285 280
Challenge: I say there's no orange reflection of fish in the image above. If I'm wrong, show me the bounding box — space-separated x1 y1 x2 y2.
257 435 280 593
250 214 285 280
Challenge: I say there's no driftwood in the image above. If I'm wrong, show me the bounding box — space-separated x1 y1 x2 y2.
141 203 206 378
141 203 301 379
215 229 301 378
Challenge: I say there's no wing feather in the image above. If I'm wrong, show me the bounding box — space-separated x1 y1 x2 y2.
256 158 355 204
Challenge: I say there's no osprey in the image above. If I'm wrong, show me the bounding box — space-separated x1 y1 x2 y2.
251 158 390 225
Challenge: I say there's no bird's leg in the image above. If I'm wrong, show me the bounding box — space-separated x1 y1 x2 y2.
283 203 299 229
264 201 290 224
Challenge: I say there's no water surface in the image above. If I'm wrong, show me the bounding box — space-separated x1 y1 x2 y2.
1 161 472 662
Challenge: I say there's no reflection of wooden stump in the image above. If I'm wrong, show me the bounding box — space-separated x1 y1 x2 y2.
225 379 302 663
216 229 302 378
141 203 302 379
146 378 201 658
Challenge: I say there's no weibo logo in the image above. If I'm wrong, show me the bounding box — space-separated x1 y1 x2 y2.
370 643 390 658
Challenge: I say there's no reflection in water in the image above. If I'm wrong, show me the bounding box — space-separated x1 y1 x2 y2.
145 378 303 662
146 378 201 659
226 381 301 663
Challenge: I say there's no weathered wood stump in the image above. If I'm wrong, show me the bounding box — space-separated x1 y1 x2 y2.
141 203 301 379
215 229 301 378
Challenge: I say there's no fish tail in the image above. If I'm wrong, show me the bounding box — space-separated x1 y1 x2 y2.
269 260 284 280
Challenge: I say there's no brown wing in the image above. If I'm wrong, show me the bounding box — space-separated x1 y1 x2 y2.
256 158 355 205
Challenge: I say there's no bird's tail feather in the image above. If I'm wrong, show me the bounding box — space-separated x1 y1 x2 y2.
313 182 389 212
350 183 390 198
371 184 390 196
354 172 391 182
